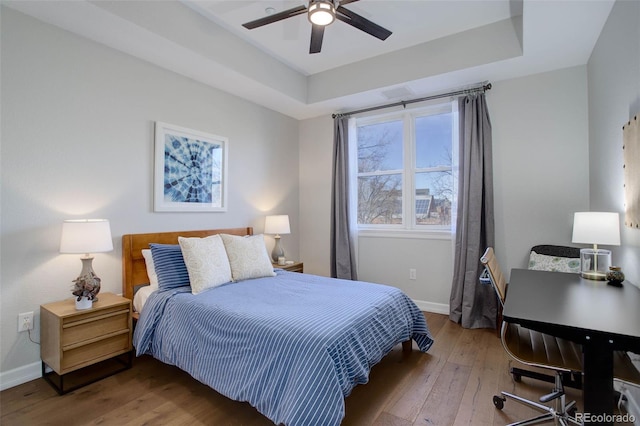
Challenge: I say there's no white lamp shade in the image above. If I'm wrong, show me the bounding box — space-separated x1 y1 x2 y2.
571 212 621 246
264 215 291 235
60 219 114 254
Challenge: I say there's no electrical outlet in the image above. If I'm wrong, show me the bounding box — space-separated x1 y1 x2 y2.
18 312 34 332
409 268 417 280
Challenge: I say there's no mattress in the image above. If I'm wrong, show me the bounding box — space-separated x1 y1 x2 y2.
133 285 155 314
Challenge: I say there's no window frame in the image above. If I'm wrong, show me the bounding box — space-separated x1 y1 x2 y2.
355 102 456 237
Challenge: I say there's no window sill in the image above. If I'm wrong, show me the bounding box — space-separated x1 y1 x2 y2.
357 229 453 240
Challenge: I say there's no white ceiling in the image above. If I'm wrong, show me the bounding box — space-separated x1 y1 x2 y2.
185 0 515 75
4 0 615 120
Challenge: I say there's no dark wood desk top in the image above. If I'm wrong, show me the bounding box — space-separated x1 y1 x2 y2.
503 269 640 349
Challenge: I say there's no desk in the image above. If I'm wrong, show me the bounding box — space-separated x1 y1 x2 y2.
503 269 640 424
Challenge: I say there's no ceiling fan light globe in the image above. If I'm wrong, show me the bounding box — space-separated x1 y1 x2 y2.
308 1 335 26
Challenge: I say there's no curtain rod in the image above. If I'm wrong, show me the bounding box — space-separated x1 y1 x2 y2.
331 82 492 119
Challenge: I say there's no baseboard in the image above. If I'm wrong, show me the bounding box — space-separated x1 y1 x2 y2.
0 361 41 391
413 299 449 315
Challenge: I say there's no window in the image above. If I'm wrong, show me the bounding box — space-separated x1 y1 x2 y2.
356 103 455 232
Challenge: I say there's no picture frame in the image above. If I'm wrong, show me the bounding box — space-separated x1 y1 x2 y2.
154 121 228 212
623 114 639 228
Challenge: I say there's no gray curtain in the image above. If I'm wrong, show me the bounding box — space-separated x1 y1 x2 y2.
449 93 496 329
330 116 358 280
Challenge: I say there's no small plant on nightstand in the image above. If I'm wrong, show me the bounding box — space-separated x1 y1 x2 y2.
71 273 101 302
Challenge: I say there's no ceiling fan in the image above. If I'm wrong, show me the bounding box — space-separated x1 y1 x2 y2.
242 0 392 54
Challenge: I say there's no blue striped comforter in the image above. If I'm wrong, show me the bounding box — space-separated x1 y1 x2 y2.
133 270 433 425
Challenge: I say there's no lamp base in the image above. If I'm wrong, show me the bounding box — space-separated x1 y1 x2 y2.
271 236 285 263
579 248 611 281
580 271 607 281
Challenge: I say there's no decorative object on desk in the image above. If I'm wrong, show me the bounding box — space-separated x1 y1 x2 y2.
606 266 625 286
154 121 228 212
571 212 620 280
60 219 113 306
264 214 290 262
623 114 639 229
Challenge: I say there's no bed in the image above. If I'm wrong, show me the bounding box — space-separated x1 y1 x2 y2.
123 227 433 426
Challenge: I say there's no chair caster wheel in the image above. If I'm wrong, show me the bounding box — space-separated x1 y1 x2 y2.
493 395 505 410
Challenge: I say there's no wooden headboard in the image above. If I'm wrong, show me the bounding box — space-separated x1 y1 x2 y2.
122 227 253 301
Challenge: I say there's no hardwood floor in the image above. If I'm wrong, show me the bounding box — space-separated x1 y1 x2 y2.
1 313 586 425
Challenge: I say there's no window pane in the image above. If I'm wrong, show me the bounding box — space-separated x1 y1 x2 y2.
415 171 452 225
415 113 452 169
358 174 402 224
357 120 403 173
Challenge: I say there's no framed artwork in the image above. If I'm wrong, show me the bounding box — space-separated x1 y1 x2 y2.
623 114 639 228
154 122 228 212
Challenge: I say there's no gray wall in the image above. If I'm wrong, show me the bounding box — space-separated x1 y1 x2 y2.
0 8 299 382
299 65 591 310
490 67 590 276
586 0 640 414
587 0 640 286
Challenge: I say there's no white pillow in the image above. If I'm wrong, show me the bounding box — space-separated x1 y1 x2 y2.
528 251 581 274
178 235 232 294
141 249 159 290
220 234 276 281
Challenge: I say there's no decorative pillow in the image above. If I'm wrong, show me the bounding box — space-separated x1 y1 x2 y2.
149 243 190 290
178 235 232 294
141 249 159 290
220 234 276 281
528 251 581 273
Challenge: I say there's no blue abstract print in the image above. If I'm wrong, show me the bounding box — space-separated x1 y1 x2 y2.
163 134 221 205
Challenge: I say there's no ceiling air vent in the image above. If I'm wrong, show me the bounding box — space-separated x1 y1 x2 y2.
381 86 414 100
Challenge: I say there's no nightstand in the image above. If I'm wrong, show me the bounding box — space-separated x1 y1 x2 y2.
273 261 304 273
40 292 132 394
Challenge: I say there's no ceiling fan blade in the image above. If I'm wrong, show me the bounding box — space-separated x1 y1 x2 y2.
309 24 325 54
335 5 392 40
337 0 360 6
242 5 307 30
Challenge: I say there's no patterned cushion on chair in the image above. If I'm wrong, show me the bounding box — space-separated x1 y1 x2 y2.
528 251 581 273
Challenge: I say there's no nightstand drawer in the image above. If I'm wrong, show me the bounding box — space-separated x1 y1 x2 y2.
61 331 130 371
62 309 129 346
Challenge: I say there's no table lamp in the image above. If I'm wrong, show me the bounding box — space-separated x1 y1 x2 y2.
264 215 290 263
571 212 620 280
60 219 113 305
